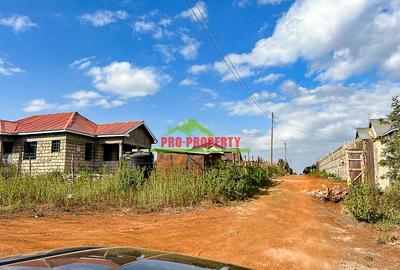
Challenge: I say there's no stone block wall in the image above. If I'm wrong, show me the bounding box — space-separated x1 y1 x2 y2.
1 134 67 175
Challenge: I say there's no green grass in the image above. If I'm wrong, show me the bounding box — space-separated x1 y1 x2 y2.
309 170 347 182
0 162 276 213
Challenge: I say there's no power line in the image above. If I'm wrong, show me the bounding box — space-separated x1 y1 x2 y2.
184 0 270 116
184 0 345 143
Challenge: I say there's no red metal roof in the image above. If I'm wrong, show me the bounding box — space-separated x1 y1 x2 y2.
97 121 142 135
0 120 18 134
0 112 146 137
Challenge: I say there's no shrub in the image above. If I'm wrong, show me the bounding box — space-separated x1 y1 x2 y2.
343 183 400 224
114 161 145 191
309 170 346 182
343 184 384 223
207 162 272 201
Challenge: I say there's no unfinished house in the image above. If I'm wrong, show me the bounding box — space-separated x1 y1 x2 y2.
156 149 223 171
318 118 396 189
0 112 157 175
155 143 244 171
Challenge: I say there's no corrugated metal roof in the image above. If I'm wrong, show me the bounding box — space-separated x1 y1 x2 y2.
16 112 75 133
369 118 393 137
355 127 371 139
97 121 142 136
0 112 151 139
0 120 18 134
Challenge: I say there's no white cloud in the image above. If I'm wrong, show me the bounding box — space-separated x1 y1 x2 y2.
279 80 305 96
65 90 124 109
233 0 251 8
159 18 172 27
23 99 56 112
179 78 198 86
221 91 280 116
221 81 400 171
153 33 200 62
132 20 164 39
23 91 124 113
382 47 400 78
200 88 218 100
203 102 216 109
0 58 24 75
88 61 170 98
154 44 176 63
0 15 37 32
70 56 95 70
188 64 209 74
257 22 268 36
253 73 283 84
180 1 208 22
213 0 400 82
214 60 254 81
180 33 200 60
257 0 283 5
79 10 128 27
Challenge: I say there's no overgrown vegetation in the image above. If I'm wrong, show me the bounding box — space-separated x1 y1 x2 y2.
309 170 346 182
0 161 277 213
343 183 400 224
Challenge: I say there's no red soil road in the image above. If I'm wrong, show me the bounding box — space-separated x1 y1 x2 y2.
0 175 399 269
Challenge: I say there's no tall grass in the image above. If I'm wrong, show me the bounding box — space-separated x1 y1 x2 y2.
135 169 215 211
0 162 275 213
0 171 136 210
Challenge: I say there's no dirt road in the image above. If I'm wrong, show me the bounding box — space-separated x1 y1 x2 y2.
0 175 399 269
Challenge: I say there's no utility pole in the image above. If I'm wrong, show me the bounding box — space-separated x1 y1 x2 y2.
270 112 274 164
284 142 287 162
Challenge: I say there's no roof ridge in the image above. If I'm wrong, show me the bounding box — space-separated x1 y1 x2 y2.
65 112 77 130
16 112 74 122
98 120 143 125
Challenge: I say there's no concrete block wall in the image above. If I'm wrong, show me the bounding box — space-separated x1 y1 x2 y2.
318 145 347 180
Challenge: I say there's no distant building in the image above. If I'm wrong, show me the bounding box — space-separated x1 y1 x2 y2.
356 119 397 189
0 112 157 175
155 143 244 171
318 118 397 189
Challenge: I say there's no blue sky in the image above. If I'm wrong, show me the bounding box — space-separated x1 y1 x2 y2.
1 0 399 171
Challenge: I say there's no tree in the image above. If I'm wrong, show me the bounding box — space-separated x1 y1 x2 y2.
277 159 293 174
379 96 400 183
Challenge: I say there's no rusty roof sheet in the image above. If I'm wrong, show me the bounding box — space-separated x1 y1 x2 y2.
0 112 148 138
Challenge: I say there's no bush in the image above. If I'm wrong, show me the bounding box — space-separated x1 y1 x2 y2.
343 184 385 223
208 162 272 201
115 161 145 191
343 183 400 224
309 170 346 182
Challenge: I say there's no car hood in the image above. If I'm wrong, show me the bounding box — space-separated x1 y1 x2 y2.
0 247 250 270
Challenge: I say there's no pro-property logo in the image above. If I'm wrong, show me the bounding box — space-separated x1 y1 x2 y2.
152 119 249 153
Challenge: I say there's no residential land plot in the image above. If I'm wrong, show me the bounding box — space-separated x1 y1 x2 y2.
0 175 399 269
